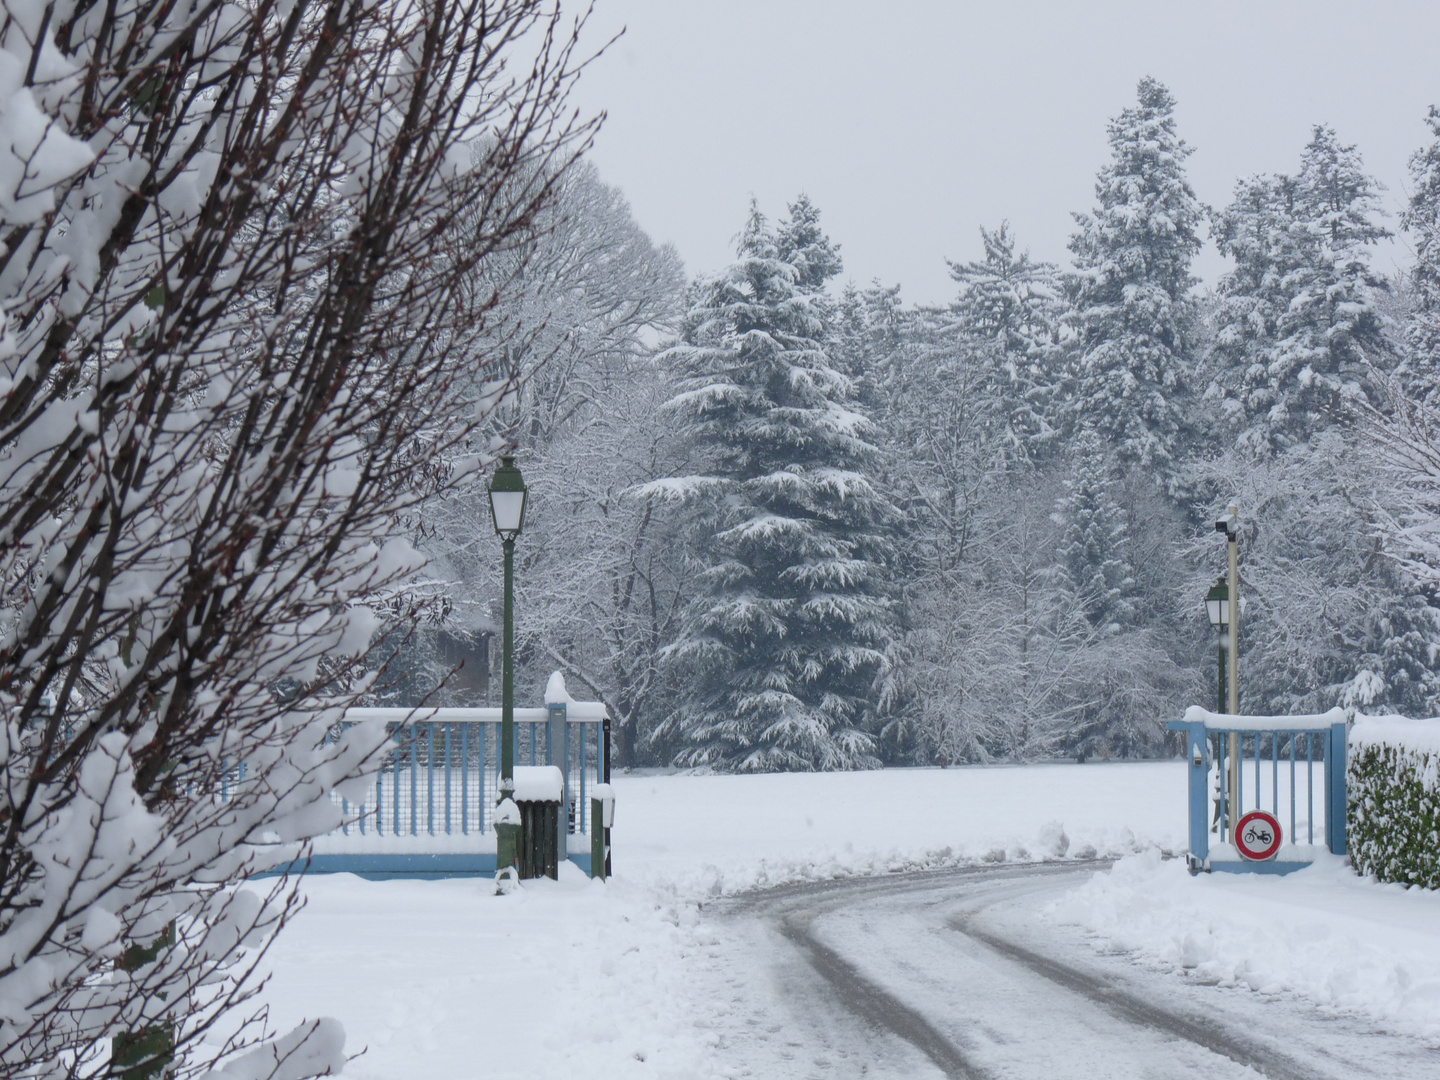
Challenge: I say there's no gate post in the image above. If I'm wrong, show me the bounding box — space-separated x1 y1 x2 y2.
547 703 567 864
1326 720 1347 855
1184 720 1208 867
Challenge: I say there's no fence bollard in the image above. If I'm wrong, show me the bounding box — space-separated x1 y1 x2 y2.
494 797 520 894
589 784 614 880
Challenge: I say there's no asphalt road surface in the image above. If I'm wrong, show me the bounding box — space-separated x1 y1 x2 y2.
701 862 1440 1080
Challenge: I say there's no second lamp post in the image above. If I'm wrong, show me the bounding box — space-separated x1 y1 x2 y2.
489 454 528 874
1212 505 1241 835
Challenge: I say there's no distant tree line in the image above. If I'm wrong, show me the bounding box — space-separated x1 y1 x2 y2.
414 76 1440 772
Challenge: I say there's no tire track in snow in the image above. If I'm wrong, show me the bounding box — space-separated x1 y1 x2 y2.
734 863 1416 1080
947 911 1317 1080
778 908 990 1079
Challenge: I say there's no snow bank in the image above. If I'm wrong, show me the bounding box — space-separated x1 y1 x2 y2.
252 869 728 1080
1049 850 1440 1039
612 761 1185 897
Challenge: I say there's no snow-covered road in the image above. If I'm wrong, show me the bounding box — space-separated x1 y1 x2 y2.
719 863 1440 1079
254 767 1440 1077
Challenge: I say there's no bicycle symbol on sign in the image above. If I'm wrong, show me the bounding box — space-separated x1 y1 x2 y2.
1243 822 1273 847
1234 809 1283 861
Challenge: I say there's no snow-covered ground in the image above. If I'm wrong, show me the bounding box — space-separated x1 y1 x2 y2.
1051 848 1440 1041
246 761 1440 1078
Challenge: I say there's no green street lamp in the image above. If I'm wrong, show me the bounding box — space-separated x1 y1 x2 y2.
489 454 528 876
1205 576 1228 714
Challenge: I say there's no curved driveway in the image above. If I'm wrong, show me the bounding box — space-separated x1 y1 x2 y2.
714 862 1440 1080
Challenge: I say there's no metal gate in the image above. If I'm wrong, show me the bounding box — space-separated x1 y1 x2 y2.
1167 706 1347 874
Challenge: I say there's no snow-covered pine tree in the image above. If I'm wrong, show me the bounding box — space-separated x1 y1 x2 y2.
1281 126 1392 433
832 280 910 417
655 202 896 771
1066 77 1203 479
1213 126 1391 452
1403 107 1440 395
946 223 1066 461
1055 435 1139 632
777 192 844 294
1209 173 1297 446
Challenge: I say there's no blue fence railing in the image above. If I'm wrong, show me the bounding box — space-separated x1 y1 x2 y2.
245 700 609 879
334 704 607 838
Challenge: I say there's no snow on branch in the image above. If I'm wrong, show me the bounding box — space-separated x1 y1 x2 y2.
0 0 601 1074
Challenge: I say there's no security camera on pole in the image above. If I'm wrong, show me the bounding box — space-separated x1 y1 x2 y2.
1214 506 1240 836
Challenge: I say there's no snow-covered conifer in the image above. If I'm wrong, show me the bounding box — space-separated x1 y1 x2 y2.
947 223 1067 460
1055 436 1139 633
655 202 896 771
1066 77 1203 477
1403 107 1440 393
1213 127 1391 451
776 193 844 294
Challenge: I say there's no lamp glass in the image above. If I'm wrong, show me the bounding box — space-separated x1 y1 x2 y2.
1205 579 1229 629
490 490 526 536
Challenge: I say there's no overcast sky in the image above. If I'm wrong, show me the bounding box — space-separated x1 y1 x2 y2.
568 1 1440 307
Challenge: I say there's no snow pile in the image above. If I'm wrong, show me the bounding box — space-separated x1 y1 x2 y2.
512 765 565 801
1049 850 1440 1039
544 670 575 705
613 762 1186 898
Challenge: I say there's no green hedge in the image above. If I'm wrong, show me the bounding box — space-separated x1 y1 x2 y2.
1348 739 1440 889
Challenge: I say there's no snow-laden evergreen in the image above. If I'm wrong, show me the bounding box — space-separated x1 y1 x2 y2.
655 202 896 771
946 223 1067 460
1403 107 1440 395
1066 77 1204 479
1211 126 1391 452
1056 436 1139 633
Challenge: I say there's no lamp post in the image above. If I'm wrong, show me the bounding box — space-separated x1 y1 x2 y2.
489 455 528 876
1204 576 1228 713
1214 506 1241 837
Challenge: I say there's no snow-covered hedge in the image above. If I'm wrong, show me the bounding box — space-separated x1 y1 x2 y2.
1349 717 1440 889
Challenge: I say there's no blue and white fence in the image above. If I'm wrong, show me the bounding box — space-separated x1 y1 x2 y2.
1167 706 1347 875
271 698 609 879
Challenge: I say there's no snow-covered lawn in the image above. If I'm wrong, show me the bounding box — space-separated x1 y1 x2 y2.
248 761 1440 1078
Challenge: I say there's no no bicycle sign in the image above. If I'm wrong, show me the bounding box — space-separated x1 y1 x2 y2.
1235 810 1283 861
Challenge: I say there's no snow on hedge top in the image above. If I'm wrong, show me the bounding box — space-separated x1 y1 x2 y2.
1183 705 1346 731
1352 715 1440 755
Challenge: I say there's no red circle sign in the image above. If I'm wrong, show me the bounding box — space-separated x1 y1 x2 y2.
1235 810 1283 861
